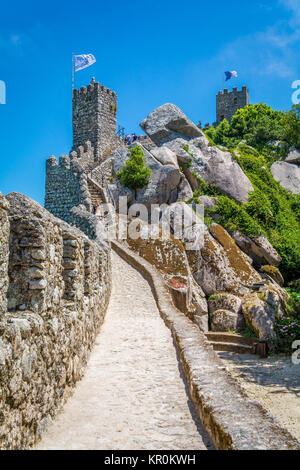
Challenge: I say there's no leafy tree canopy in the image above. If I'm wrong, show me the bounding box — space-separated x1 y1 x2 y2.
206 103 285 150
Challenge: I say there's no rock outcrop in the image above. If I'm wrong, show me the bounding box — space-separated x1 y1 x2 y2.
208 293 245 332
188 223 262 297
190 139 254 203
285 147 300 164
150 146 179 168
140 103 202 145
261 265 284 287
271 161 300 195
231 231 282 267
105 144 182 209
242 285 287 339
176 176 194 202
140 104 254 203
210 309 242 332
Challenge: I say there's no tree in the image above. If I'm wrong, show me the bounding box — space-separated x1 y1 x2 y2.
281 104 300 149
231 103 283 148
117 146 152 190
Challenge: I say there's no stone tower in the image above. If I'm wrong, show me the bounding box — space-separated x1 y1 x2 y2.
72 79 122 162
216 86 249 125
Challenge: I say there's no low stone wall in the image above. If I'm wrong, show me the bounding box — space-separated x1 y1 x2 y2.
70 204 107 242
0 193 9 315
0 193 111 449
112 240 300 450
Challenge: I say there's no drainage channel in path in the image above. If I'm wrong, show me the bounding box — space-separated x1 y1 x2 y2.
36 250 213 450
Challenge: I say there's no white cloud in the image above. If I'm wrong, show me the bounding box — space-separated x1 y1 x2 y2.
279 0 300 28
199 0 300 80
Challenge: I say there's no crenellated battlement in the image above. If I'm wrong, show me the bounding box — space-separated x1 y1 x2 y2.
72 78 122 162
217 85 248 96
73 81 117 99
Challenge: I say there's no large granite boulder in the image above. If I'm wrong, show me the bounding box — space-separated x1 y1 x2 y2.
161 203 261 296
196 144 254 203
162 137 205 165
261 265 284 287
231 231 282 267
160 202 205 251
187 223 262 296
285 147 300 164
140 103 202 145
150 146 179 168
242 285 288 339
176 177 193 202
271 161 300 194
106 144 181 209
173 137 254 203
208 292 243 315
210 310 242 333
208 292 245 332
140 104 254 203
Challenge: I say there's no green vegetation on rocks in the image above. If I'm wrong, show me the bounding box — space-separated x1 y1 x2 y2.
206 103 284 150
201 106 300 282
117 146 152 190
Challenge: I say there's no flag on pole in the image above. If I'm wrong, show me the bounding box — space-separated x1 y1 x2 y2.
74 54 96 72
225 70 238 81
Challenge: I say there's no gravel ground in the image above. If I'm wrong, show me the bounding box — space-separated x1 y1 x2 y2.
36 251 212 450
218 351 300 443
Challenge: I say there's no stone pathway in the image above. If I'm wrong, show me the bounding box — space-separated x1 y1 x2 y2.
36 251 211 450
218 351 300 443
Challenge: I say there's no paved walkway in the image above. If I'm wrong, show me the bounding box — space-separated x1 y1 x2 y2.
36 251 211 450
218 351 300 443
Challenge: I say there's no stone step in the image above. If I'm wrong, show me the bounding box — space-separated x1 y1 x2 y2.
210 341 255 354
205 332 258 346
88 182 102 205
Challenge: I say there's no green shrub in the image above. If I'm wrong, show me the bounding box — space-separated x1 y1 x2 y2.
117 146 152 190
212 195 262 237
281 104 300 149
191 174 221 197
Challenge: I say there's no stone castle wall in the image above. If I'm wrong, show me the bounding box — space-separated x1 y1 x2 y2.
0 192 111 449
45 153 92 224
0 194 9 314
216 86 249 125
72 81 124 162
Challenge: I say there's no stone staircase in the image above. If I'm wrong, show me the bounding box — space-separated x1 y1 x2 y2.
87 178 103 206
87 176 116 231
205 332 259 355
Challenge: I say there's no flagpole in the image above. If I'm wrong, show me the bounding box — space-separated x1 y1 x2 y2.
72 53 74 91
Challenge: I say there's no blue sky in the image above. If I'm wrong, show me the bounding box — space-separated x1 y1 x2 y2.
0 0 299 205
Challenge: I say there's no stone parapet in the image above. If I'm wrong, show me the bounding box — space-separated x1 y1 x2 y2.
0 193 111 449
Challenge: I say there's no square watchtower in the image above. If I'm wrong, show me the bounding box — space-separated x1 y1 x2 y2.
72 79 122 162
216 86 249 125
